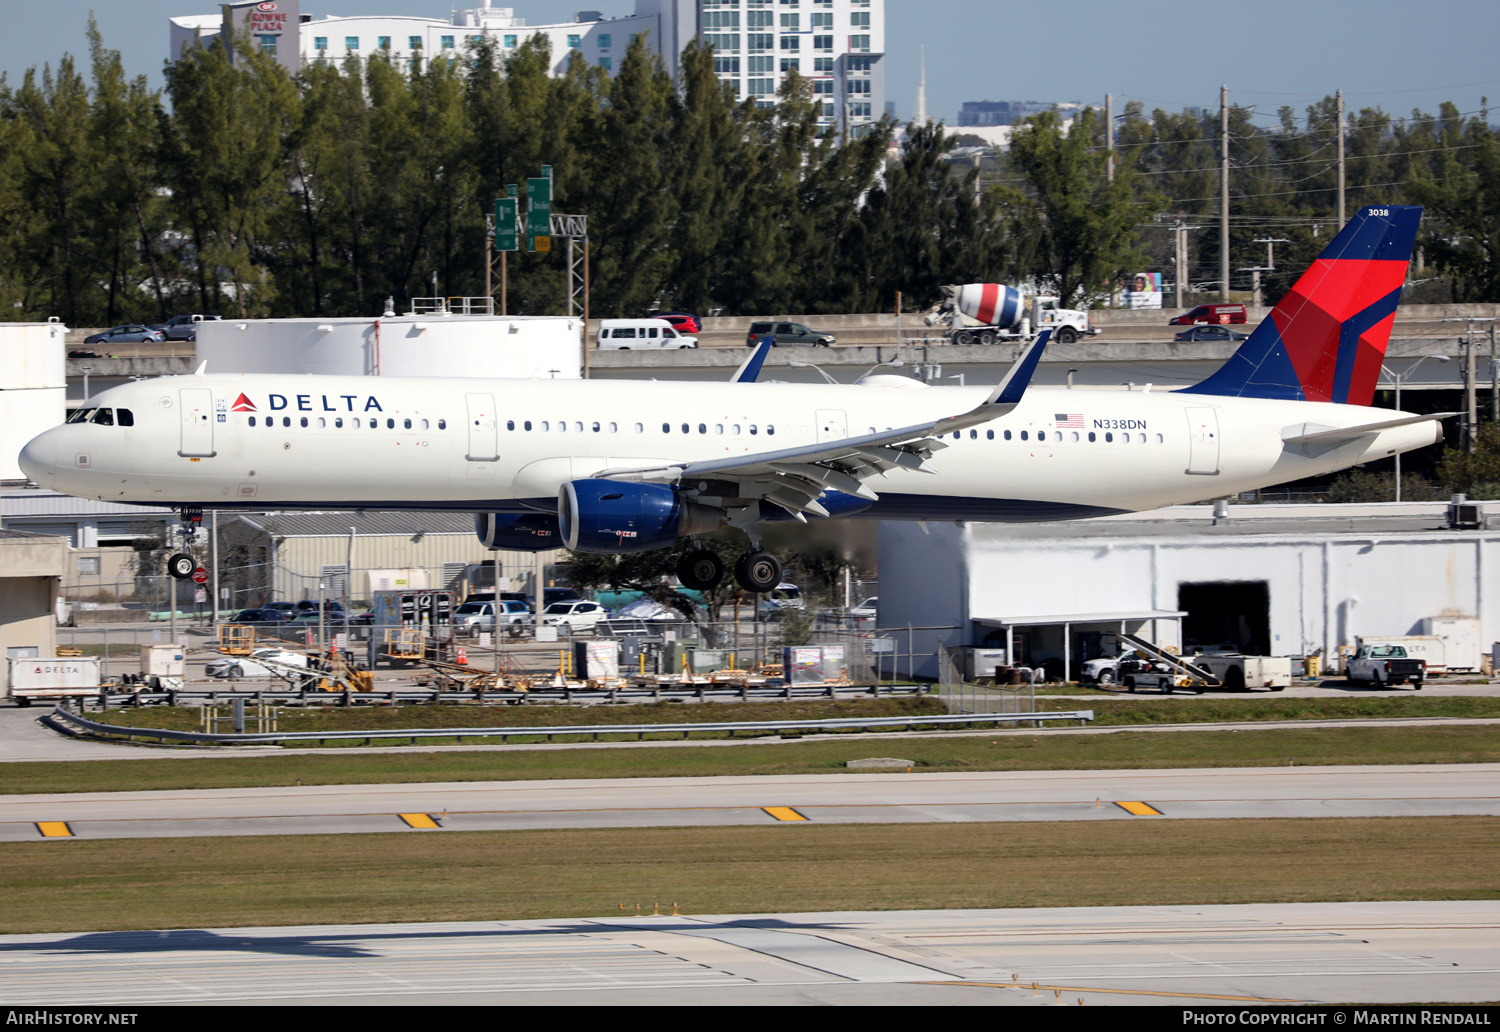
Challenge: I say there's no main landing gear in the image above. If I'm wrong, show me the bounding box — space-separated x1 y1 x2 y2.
676 545 783 593
166 506 203 580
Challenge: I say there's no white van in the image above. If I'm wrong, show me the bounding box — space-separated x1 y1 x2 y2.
597 318 698 350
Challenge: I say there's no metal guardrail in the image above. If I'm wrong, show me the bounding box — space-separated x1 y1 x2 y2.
95 683 925 707
50 704 1093 747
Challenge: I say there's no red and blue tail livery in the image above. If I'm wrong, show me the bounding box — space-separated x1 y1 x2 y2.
1183 205 1421 405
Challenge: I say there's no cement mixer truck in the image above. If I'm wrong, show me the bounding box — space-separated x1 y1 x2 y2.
925 284 1100 346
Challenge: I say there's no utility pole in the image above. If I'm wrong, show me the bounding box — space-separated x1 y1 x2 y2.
1492 325 1498 425
1220 85 1230 301
1250 237 1290 310
1174 220 1190 309
1468 319 1479 453
1104 93 1114 182
1335 89 1346 224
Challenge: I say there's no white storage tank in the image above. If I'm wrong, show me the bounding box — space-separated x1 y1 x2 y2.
196 315 581 379
0 321 68 480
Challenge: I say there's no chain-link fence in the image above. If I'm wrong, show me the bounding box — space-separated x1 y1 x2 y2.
932 643 1037 715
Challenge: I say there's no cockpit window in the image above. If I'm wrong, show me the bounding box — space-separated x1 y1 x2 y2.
66 407 94 424
116 408 133 426
90 408 114 426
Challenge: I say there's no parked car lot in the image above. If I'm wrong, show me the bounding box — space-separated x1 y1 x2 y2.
228 608 293 624
453 599 532 636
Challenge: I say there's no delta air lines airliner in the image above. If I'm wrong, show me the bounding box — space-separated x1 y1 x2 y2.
18 206 1447 592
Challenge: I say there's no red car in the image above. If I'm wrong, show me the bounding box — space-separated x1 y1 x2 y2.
658 312 701 334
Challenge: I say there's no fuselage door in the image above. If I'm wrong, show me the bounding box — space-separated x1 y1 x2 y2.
466 393 499 461
178 388 215 457
816 409 848 443
1185 406 1220 475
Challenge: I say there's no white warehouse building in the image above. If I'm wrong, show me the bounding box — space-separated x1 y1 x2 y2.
172 0 885 135
878 502 1500 681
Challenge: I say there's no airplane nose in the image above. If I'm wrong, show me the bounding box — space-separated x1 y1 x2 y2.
17 429 59 487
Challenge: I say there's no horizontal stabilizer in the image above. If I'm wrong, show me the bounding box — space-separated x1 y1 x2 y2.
1281 412 1456 446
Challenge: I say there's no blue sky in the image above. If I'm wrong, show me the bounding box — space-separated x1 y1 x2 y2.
4 1 1498 129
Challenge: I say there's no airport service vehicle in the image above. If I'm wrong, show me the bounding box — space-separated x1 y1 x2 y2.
19 208 1449 599
927 285 1099 346
6 657 100 707
1345 644 1426 688
1170 303 1248 326
1188 652 1292 691
597 319 698 350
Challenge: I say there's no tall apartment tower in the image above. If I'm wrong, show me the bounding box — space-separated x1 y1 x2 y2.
174 1 884 134
641 0 886 135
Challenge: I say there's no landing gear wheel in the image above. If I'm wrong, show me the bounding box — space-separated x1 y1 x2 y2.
167 553 196 580
1055 327 1079 344
677 549 725 591
735 551 782 594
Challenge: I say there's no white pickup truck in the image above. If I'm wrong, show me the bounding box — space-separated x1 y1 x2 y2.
1345 644 1426 689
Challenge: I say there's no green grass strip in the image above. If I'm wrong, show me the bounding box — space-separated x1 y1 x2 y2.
7 724 1499 796
0 817 1493 935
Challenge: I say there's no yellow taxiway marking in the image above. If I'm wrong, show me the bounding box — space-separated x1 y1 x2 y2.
762 806 809 822
925 981 1300 1003
1115 800 1163 816
35 822 74 838
398 813 442 829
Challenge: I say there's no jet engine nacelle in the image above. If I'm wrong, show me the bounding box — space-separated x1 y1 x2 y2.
474 512 562 552
558 480 723 554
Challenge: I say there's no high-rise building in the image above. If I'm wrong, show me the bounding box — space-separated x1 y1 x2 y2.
958 99 1084 127
171 1 884 136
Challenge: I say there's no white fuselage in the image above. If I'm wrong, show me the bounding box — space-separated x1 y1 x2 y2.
18 373 1442 521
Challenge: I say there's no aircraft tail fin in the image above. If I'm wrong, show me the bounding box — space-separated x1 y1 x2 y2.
1181 205 1421 406
731 336 775 383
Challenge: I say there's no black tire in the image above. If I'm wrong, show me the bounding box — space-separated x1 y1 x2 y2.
1055 327 1079 344
677 549 725 591
978 330 997 346
1097 669 1115 686
1413 681 1423 690
735 551 782 594
15 697 31 708
1161 679 1173 695
167 553 196 580
956 331 975 346
227 667 242 681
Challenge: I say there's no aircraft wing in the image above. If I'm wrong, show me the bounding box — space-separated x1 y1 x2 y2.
593 331 1050 519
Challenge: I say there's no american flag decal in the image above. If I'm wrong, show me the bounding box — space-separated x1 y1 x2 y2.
1055 413 1084 428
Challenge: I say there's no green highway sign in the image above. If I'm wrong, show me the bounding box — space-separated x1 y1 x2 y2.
527 171 552 252
493 197 519 252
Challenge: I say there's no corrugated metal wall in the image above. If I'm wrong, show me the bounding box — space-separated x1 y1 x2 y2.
272 533 560 602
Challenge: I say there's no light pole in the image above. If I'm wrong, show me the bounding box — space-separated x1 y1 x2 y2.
1380 354 1450 502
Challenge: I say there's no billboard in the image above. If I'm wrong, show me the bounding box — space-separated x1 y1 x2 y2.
1123 272 1162 309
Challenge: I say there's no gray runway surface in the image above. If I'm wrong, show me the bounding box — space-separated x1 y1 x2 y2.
3 764 1497 840
0 901 1493 1006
